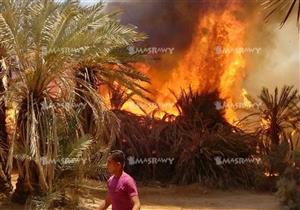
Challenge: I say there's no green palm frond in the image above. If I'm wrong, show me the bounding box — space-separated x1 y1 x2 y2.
68 135 93 159
0 0 146 199
259 86 300 132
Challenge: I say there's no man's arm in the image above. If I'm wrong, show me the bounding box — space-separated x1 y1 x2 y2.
98 194 111 210
131 195 141 210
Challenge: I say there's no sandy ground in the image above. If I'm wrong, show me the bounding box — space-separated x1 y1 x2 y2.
0 178 279 210
82 184 279 210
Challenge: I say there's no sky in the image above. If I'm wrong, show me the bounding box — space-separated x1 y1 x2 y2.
244 12 299 94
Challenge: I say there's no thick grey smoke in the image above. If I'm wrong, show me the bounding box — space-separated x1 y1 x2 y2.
105 0 253 84
104 0 299 96
244 11 299 95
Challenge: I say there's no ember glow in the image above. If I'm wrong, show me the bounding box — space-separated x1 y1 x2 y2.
121 2 249 123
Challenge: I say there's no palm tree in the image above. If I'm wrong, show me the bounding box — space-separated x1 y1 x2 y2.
239 86 300 174
0 47 12 195
262 0 300 28
74 61 151 145
69 1 150 146
172 87 228 129
249 86 299 146
0 0 146 203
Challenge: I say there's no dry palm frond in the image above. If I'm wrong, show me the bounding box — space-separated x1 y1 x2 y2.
149 89 260 186
108 83 135 110
112 110 152 157
0 48 12 195
107 82 155 115
108 88 260 187
239 86 300 148
172 87 228 129
110 109 162 181
74 76 120 143
74 61 151 105
237 86 300 175
276 166 300 209
26 191 66 210
172 128 258 186
261 0 300 28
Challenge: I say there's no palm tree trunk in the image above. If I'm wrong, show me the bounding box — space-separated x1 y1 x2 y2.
11 99 52 204
11 160 43 204
0 71 12 195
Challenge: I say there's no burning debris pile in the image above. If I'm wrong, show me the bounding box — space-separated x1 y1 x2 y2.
110 87 260 187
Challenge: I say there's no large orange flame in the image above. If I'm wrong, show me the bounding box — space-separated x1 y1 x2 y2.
122 2 248 123
159 3 247 121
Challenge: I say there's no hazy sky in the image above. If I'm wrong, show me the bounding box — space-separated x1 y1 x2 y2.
244 12 299 95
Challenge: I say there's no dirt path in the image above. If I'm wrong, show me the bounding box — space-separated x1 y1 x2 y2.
82 183 279 210
0 180 279 210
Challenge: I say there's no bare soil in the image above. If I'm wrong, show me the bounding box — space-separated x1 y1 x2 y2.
0 177 279 210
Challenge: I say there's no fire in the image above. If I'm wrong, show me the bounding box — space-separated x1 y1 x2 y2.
241 89 254 108
121 2 249 123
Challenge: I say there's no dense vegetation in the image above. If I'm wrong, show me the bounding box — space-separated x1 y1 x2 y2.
0 0 299 209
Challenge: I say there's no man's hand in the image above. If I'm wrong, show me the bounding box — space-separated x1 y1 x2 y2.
98 194 111 210
131 195 141 210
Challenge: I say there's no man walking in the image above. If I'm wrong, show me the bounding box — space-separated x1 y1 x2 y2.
99 150 141 210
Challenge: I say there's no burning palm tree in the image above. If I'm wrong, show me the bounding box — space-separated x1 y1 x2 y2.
150 89 259 186
242 86 300 148
239 86 300 174
172 87 229 129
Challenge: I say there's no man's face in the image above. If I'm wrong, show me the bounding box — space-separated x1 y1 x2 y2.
106 156 122 175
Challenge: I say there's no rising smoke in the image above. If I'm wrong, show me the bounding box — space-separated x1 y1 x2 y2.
105 0 299 102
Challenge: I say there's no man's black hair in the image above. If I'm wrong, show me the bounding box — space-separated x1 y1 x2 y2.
109 150 125 166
